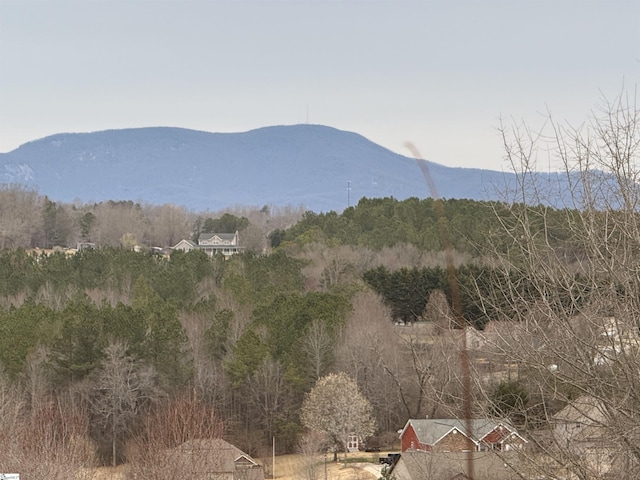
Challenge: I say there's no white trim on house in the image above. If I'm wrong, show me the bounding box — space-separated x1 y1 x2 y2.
173 231 244 258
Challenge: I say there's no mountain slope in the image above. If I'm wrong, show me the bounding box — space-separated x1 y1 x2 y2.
0 124 540 212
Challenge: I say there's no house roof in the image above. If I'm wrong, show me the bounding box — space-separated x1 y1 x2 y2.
552 395 610 443
198 232 237 242
171 438 260 473
402 418 518 446
394 451 522 480
173 239 198 249
553 396 608 425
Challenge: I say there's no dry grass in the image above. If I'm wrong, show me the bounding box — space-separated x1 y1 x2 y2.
85 464 128 480
269 452 383 480
86 452 385 480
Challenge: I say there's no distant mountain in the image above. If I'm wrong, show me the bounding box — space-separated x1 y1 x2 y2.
0 125 565 212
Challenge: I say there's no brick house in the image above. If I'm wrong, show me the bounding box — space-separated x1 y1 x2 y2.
399 418 527 453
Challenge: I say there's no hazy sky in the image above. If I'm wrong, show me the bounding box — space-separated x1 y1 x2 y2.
1 0 638 170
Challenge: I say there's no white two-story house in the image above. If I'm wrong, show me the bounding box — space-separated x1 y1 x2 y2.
173 231 243 258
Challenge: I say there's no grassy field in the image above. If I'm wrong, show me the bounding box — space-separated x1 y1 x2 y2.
268 452 384 480
88 451 387 480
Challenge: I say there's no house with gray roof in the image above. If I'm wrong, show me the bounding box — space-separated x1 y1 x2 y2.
391 450 526 480
399 418 527 453
173 231 244 258
391 419 528 480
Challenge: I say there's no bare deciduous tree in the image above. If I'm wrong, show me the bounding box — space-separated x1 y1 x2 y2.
302 318 334 382
245 357 286 440
127 392 225 480
91 201 149 247
336 291 462 432
91 341 156 466
0 372 96 479
0 185 41 248
147 203 190 247
296 430 330 480
335 291 400 429
474 90 640 479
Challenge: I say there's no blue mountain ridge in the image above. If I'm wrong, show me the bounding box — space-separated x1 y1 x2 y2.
0 124 568 212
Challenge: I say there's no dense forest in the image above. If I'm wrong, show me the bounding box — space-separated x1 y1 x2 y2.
0 186 586 466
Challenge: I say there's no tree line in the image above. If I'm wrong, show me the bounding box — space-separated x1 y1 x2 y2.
2 183 580 265
0 193 616 470
273 196 577 257
0 185 304 252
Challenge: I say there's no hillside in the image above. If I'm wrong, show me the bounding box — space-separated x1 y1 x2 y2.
0 124 546 212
